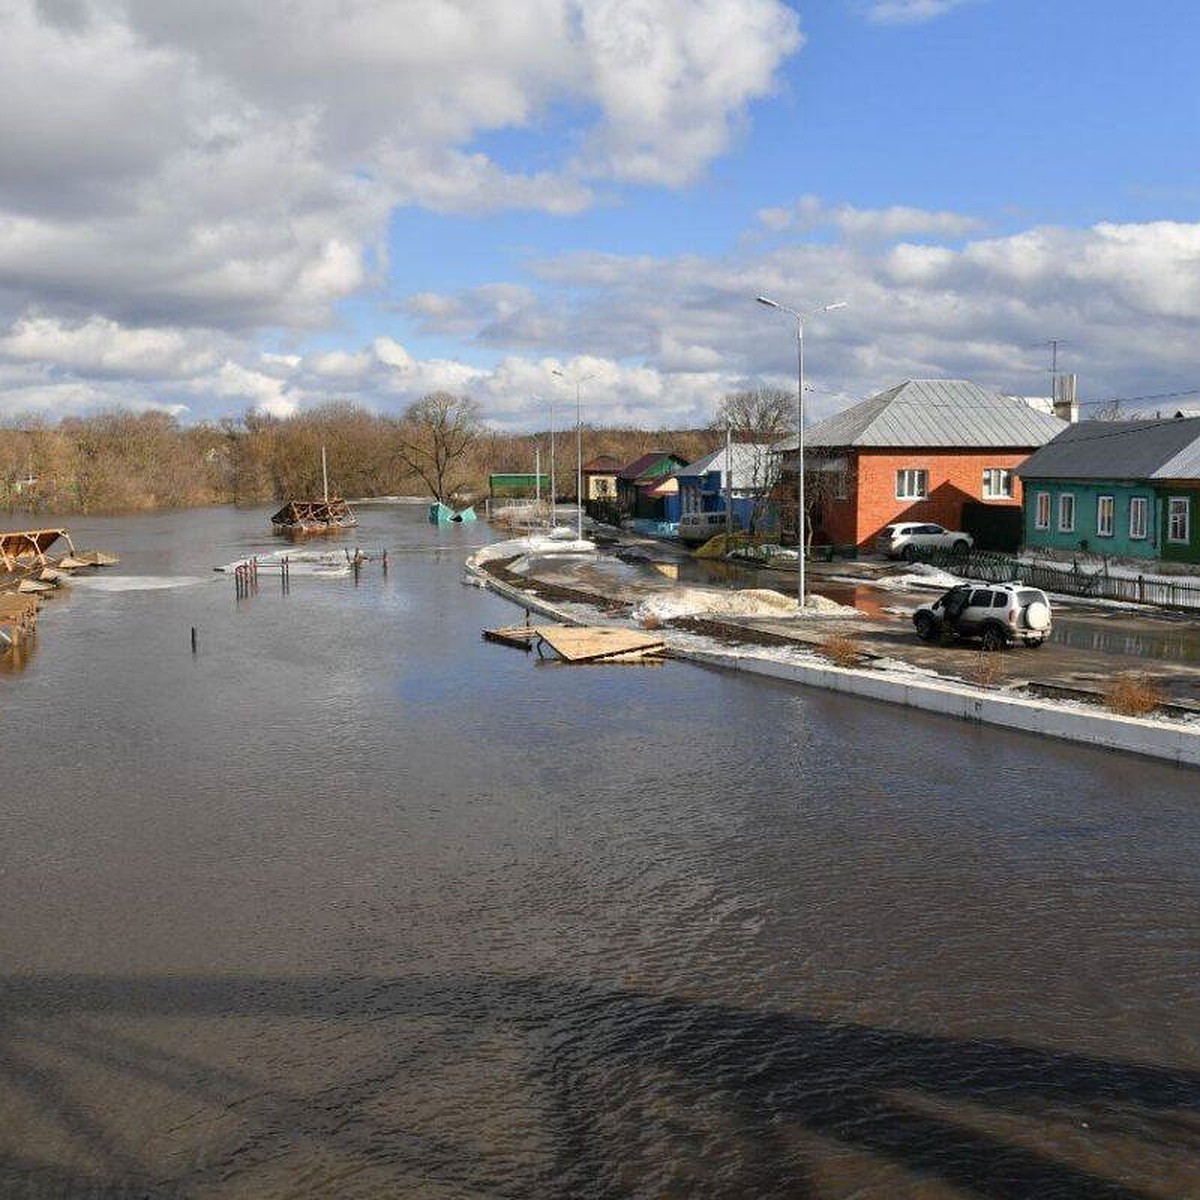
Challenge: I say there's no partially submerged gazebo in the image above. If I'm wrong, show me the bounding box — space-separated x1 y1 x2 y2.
270 498 358 535
0 528 76 572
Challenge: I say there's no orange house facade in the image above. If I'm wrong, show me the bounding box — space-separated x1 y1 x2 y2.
776 380 1068 550
816 449 1035 548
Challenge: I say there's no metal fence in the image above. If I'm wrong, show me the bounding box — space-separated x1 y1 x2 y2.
911 547 1200 611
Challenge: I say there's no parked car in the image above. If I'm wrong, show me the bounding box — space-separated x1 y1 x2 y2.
912 582 1053 650
876 522 972 560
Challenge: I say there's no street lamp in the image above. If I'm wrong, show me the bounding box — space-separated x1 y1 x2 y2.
552 368 597 541
756 295 847 607
532 393 556 528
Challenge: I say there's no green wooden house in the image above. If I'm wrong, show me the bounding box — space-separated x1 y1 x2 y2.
1016 418 1200 563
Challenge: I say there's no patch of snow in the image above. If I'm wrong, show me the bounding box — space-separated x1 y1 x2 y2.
68 575 208 592
874 567 964 592
631 586 860 622
469 535 596 566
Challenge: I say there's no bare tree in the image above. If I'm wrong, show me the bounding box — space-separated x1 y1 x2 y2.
394 392 484 503
711 387 794 442
711 387 794 533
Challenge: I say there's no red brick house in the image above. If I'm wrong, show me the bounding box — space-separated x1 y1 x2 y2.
775 380 1067 549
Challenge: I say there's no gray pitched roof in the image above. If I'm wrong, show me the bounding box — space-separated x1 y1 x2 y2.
1016 417 1200 481
674 443 772 490
774 379 1067 450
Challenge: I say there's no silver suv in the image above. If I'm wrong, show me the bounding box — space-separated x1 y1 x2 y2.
876 522 973 560
913 582 1052 650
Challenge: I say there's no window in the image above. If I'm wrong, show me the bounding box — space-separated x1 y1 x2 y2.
833 469 849 500
1034 492 1050 530
1129 496 1148 540
896 469 928 500
1058 493 1075 533
1169 497 1191 544
969 589 993 608
1097 495 1114 538
982 468 1013 499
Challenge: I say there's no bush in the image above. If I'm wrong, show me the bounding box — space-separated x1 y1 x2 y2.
1104 673 1164 717
819 634 863 668
964 651 1004 688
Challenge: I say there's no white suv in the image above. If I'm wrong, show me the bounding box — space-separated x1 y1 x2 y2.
876 522 972 560
913 582 1053 650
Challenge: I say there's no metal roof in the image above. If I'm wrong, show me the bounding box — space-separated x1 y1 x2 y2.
616 451 684 481
673 443 773 490
774 379 1067 450
1016 417 1200 481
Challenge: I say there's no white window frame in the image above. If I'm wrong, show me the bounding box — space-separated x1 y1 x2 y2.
982 468 1013 500
1034 491 1050 530
1129 496 1148 540
1058 492 1075 533
1097 494 1115 538
1168 496 1191 544
895 468 928 500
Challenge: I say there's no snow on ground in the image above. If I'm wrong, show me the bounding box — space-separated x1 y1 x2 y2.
469 535 595 566
632 587 859 622
1018 554 1200 588
874 564 965 591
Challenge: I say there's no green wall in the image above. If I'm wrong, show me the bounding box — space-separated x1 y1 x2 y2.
1022 480 1161 559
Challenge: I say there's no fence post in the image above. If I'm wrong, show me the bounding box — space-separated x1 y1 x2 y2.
1138 574 1145 604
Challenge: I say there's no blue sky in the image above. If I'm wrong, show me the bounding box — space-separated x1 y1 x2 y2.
1 0 1198 427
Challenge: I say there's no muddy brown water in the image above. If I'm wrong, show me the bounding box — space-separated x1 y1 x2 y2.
2 506 1199 1198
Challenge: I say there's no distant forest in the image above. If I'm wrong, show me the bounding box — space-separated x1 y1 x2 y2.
0 403 721 514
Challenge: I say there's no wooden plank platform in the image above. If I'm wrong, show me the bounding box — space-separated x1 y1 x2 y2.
482 625 540 649
533 625 666 663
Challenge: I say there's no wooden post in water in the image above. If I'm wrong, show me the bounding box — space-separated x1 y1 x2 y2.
191 626 197 654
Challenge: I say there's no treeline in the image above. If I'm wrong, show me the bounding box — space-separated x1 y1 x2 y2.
0 403 722 514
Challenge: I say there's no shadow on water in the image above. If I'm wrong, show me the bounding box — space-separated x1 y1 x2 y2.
1 974 1195 1198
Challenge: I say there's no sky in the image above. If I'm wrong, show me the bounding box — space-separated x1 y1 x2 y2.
1 0 1198 430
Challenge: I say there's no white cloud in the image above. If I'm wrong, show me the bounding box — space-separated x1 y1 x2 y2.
865 0 973 24
760 195 982 241
0 0 802 403
6 203 1200 431
0 315 219 377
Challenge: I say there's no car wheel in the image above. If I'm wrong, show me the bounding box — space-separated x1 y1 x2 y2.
951 539 969 556
1028 638 1045 649
902 544 918 562
980 625 1007 652
915 613 938 642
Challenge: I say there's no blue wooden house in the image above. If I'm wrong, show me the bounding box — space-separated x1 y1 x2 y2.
673 444 777 532
1017 417 1200 563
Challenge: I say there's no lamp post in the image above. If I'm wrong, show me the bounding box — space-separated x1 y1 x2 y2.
532 394 556 528
755 296 847 607
552 368 597 540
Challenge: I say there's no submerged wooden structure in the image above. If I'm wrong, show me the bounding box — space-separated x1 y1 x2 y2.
0 528 76 572
271 446 358 536
270 497 358 535
484 623 666 663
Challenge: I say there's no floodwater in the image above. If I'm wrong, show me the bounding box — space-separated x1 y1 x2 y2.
2 505 1199 1199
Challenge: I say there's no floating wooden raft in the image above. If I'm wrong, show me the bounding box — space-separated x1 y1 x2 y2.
484 623 667 662
536 624 665 663
483 624 541 649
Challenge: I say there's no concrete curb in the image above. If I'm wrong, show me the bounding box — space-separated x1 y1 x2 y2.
467 556 1200 768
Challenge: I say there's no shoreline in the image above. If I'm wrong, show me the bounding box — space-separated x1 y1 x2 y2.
466 539 1200 769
